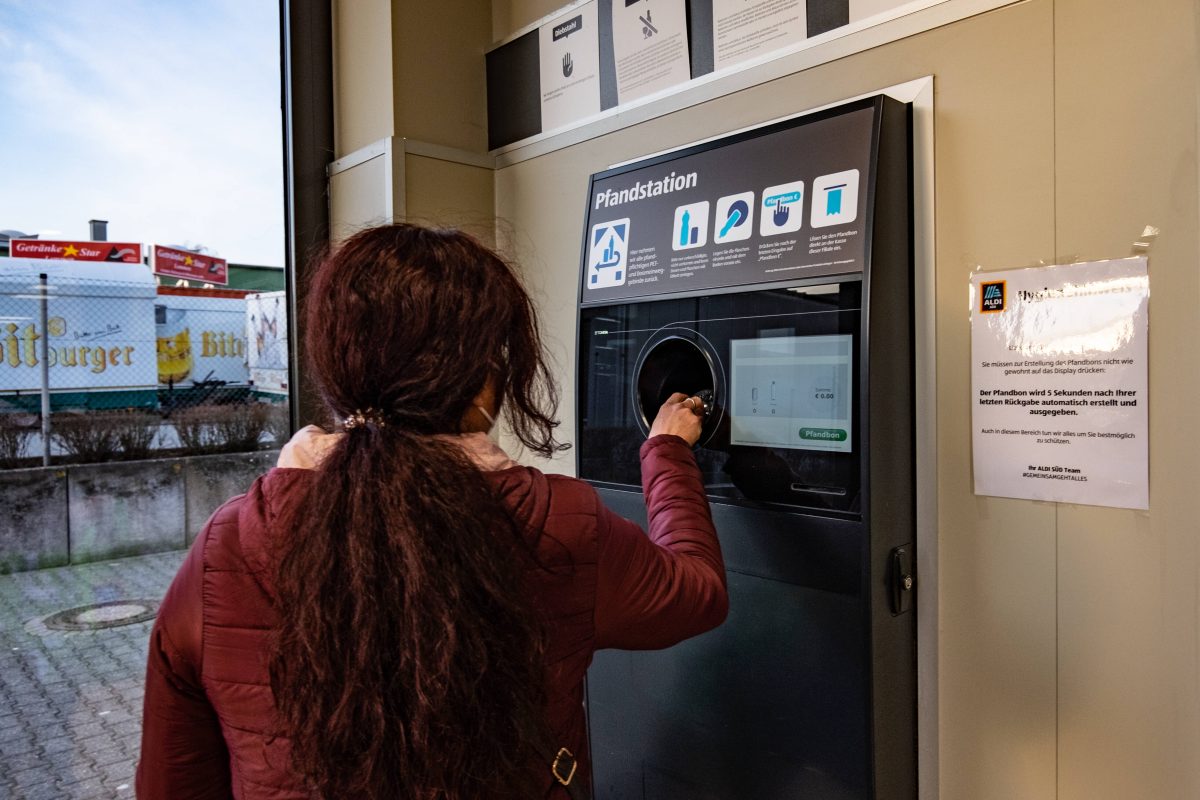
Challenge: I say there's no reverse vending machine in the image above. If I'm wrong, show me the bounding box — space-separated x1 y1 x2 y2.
576 96 916 799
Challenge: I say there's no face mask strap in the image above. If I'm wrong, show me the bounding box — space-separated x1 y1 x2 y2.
475 404 496 428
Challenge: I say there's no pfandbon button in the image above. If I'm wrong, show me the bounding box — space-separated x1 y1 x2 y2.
799 427 848 442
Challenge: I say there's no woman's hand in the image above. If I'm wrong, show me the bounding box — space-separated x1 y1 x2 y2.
648 393 706 446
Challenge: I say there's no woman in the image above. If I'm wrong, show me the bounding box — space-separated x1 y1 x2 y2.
137 224 727 799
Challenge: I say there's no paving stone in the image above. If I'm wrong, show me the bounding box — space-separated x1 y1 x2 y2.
53 774 112 799
40 736 75 755
9 761 54 787
23 782 73 800
0 738 39 762
91 745 131 768
0 550 185 794
0 722 33 742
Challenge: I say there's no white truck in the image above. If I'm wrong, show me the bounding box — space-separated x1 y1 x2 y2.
1 258 261 410
245 290 288 396
0 258 159 409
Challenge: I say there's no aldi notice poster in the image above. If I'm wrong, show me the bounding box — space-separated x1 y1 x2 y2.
970 257 1150 509
611 0 690 104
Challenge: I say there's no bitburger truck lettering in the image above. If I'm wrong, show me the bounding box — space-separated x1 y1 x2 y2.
1 322 135 374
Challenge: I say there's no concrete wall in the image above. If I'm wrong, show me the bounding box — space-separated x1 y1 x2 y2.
0 451 278 574
0 468 70 572
330 0 1200 796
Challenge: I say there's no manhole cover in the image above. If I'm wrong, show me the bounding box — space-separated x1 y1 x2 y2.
42 599 159 631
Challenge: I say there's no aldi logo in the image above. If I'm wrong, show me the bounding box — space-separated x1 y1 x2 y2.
981 280 1006 313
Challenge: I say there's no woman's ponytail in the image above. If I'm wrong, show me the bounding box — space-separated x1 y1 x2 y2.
268 225 565 799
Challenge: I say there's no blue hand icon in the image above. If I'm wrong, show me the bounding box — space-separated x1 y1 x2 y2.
772 200 790 227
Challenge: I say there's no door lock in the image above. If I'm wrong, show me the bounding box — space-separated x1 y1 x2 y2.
889 545 915 616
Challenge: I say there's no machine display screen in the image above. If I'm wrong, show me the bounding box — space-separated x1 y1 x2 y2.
729 335 854 453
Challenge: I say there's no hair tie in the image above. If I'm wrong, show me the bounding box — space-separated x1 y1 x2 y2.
342 408 390 430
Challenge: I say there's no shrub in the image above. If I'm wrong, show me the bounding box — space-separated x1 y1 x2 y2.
171 403 275 454
213 402 272 452
51 410 162 464
0 412 35 468
263 402 291 446
111 411 160 461
52 412 120 463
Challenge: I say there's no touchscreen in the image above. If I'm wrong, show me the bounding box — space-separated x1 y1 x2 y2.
729 334 853 453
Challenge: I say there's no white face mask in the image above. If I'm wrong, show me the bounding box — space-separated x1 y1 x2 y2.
475 404 496 430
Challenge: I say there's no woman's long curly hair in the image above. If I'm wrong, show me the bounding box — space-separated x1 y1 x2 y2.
269 224 566 799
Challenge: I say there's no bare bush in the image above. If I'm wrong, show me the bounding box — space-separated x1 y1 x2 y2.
171 403 275 454
171 405 220 452
0 412 35 468
262 402 291 445
213 403 272 452
52 413 120 463
51 410 161 463
111 411 160 461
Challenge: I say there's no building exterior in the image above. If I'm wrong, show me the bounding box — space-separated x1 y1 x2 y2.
309 1 1200 798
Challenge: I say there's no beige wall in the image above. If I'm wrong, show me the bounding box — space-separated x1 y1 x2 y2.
334 0 1200 796
329 1 495 240
392 0 492 153
332 0 393 157
492 0 563 42
404 153 497 246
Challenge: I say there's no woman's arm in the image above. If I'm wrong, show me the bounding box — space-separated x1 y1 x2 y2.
136 531 232 799
593 434 728 649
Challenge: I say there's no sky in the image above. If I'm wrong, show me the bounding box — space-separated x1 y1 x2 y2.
0 0 284 266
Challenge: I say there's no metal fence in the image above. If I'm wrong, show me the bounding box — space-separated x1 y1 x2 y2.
0 262 290 469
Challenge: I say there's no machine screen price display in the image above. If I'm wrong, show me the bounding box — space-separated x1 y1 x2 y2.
729 334 853 452
970 257 1150 509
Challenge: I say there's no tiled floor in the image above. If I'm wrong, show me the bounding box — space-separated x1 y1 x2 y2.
0 551 187 799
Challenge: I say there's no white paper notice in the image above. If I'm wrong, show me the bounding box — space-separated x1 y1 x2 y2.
611 0 691 104
970 257 1150 509
713 0 806 72
538 3 601 132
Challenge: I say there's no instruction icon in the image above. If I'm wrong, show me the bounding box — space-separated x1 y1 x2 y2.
672 202 710 251
587 218 631 289
714 192 755 243
759 181 805 236
810 169 860 228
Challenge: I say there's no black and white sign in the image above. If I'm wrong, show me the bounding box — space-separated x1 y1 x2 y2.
611 0 691 103
580 99 878 304
971 258 1150 509
538 3 601 132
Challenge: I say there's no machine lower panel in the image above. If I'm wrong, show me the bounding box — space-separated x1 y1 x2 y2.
587 489 871 800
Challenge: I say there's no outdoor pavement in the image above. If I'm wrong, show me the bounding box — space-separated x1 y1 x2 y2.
0 550 188 799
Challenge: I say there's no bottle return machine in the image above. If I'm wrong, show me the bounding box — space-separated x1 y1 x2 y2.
576 96 916 799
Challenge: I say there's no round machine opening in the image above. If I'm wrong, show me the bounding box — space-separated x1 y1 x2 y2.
634 333 718 443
